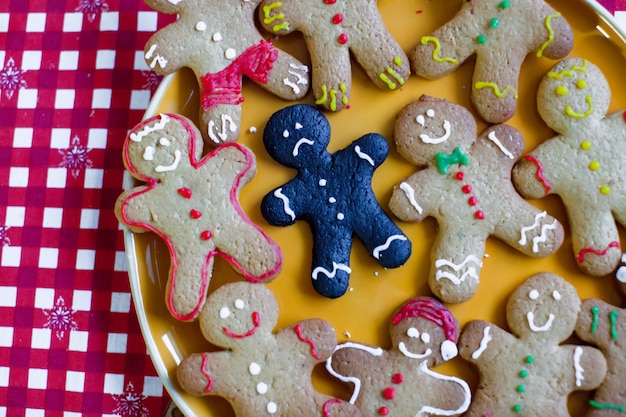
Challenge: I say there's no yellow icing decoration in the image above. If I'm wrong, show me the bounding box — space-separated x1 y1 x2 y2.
421 36 458 65
339 83 349 106
329 88 338 111
263 2 289 31
556 85 568 96
536 13 561 57
475 82 519 99
379 73 397 90
548 60 588 79
600 185 611 195
576 79 587 89
316 84 348 110
564 95 593 118
315 85 328 105
589 160 600 171
580 141 592 150
393 56 403 66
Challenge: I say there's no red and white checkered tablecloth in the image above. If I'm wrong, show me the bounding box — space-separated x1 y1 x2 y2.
0 1 623 416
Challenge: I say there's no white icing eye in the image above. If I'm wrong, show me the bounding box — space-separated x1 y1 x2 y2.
416 115 425 126
421 332 431 344
407 327 420 338
283 130 290 138
295 122 303 129
219 307 231 319
158 137 171 146
552 290 561 300
143 146 155 161
249 362 261 375
426 109 435 117
234 299 245 309
441 340 458 360
529 289 539 300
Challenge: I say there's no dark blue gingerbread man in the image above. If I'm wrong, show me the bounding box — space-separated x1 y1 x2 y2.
261 104 412 298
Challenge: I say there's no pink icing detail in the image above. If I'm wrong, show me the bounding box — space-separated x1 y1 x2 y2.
382 387 395 400
391 373 403 384
294 324 321 360
323 0 337 3
332 14 344 24
391 297 457 342
323 399 343 417
378 406 389 416
200 353 214 393
468 196 477 206
338 34 348 44
475 210 485 220
462 184 472 194
455 172 464 181
178 187 192 198
190 209 202 219
199 40 278 110
120 114 283 321
523 155 551 195
577 241 620 263
222 311 260 338
200 230 212 240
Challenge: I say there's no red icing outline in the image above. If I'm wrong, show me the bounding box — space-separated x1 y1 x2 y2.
200 353 214 393
391 297 457 342
322 399 343 417
523 155 551 196
120 114 283 321
576 241 620 263
294 324 321 360
222 311 260 338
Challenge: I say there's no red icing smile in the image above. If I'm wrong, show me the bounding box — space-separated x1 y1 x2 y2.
222 311 261 338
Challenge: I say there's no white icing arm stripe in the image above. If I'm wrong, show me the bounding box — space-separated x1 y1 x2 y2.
283 78 301 94
435 255 481 271
130 114 170 142
312 262 351 280
354 145 375 166
155 149 181 172
400 182 423 214
526 312 555 332
373 235 407 259
415 360 472 416
273 188 295 220
325 342 383 404
471 326 492 360
292 138 314 156
573 346 584 387
532 219 558 252
519 211 547 245
419 120 451 144
487 131 514 159
207 115 237 144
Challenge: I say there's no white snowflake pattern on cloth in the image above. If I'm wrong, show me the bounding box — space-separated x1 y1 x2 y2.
58 136 93 179
141 70 162 93
112 382 150 417
76 0 110 23
0 57 28 100
0 225 11 246
43 296 78 340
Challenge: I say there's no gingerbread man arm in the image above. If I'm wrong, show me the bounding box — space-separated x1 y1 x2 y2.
326 342 385 403
177 351 232 397
535 3 574 59
459 320 513 366
143 22 192 75
512 142 562 199
389 171 438 223
278 319 337 363
261 179 306 227
114 186 155 234
576 298 622 351
561 344 607 392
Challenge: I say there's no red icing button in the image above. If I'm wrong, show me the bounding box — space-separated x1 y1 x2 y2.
391 373 403 384
475 210 485 220
332 13 344 24
338 34 348 44
324 0 337 3
468 196 477 206
382 387 395 400
455 171 464 181
190 209 202 219
462 184 472 194
200 230 212 240
178 188 192 198
378 406 389 416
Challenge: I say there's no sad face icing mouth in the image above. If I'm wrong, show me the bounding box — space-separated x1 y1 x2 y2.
416 108 452 144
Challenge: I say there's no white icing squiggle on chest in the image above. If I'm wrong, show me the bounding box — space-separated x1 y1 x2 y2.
273 188 295 220
487 131 514 159
372 235 407 259
130 114 170 142
400 182 423 214
471 326 492 360
573 346 584 387
354 145 375 166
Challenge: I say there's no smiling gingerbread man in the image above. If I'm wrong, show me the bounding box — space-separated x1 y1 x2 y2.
459 272 607 416
115 114 282 321
389 95 564 304
143 0 309 145
513 58 626 277
326 297 471 417
177 281 361 417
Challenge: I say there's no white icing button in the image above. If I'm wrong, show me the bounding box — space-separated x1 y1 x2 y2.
249 362 261 375
235 299 245 309
337 213 345 220
329 197 336 203
529 289 539 300
319 179 327 186
219 307 230 319
195 21 207 31
267 402 278 414
212 32 222 42
225 48 237 60
256 382 268 394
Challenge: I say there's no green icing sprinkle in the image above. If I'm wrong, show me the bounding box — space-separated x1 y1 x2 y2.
476 34 487 44
519 369 528 378
490 18 499 28
589 400 626 412
524 355 534 364
513 404 522 413
499 0 511 8
516 384 525 393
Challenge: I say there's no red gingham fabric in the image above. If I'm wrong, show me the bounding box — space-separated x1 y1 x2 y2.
0 0 624 416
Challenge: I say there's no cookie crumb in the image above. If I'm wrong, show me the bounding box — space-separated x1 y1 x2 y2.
343 331 351 339
374 271 379 277
248 126 257 133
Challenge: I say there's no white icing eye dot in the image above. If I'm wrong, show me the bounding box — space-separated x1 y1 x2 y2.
283 130 290 138
319 179 327 186
407 327 420 338
295 122 303 129
421 332 431 344
158 137 171 146
143 146 155 161
234 299 245 309
225 48 237 60
416 115 425 126
195 21 207 31
529 289 539 300
212 32 222 42
441 340 458 361
249 362 261 375
552 290 561 300
426 109 435 117
219 307 231 319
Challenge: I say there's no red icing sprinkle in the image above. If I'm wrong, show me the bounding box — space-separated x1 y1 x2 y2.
455 171 464 181
462 184 472 194
222 311 260 338
391 373 403 384
200 230 212 240
468 196 477 206
190 209 202 219
523 155 551 195
379 406 389 416
178 188 192 198
577 241 620 263
475 210 485 220
338 34 348 44
324 0 337 3
332 13 344 24
382 387 395 400
294 324 321 360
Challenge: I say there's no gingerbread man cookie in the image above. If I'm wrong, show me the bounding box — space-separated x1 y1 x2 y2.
410 0 573 123
575 277 626 416
261 104 412 298
177 281 361 417
326 297 471 417
115 114 282 321
459 272 607 416
258 0 410 112
143 0 309 145
513 58 626 276
389 95 564 304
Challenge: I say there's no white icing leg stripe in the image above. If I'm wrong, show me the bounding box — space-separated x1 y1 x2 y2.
573 346 584 387
435 268 479 285
526 311 555 332
208 115 237 144
273 188 295 220
312 262 351 280
415 360 472 416
283 78 300 94
471 326 492 360
519 211 547 246
155 149 181 173
435 255 481 271
325 342 383 404
532 219 558 252
354 145 375 166
400 182 423 214
487 131 514 159
130 114 170 142
373 235 407 259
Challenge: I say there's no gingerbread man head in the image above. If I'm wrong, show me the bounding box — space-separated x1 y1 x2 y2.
537 58 611 136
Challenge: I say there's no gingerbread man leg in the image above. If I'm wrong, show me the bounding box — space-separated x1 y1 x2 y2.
353 208 412 269
308 41 352 112
201 104 242 146
311 226 353 298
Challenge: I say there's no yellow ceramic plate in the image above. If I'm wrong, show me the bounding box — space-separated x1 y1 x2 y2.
124 0 626 415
